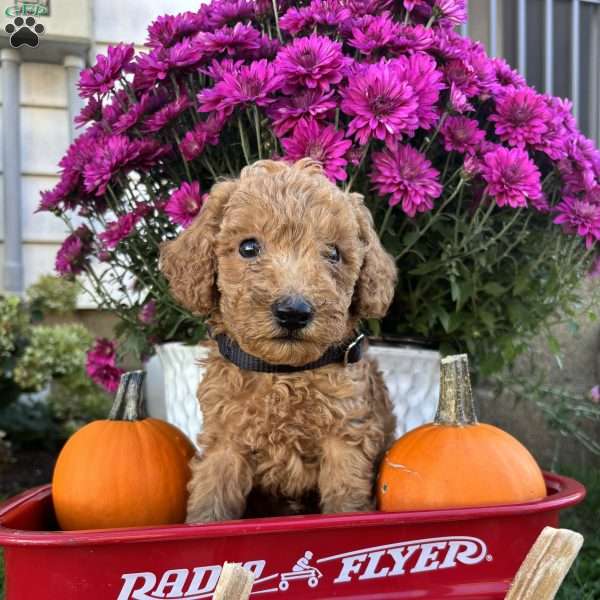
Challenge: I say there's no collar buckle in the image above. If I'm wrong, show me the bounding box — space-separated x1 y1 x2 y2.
343 333 365 366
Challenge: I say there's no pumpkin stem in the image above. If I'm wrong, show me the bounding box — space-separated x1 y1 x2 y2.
108 370 147 421
435 354 477 426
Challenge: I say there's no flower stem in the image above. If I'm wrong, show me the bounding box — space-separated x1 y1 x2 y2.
173 132 193 182
421 113 447 153
253 106 263 160
396 178 466 261
271 0 283 42
378 205 393 238
345 141 370 192
238 113 252 165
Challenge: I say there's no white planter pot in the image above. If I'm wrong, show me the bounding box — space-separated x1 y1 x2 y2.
145 342 440 446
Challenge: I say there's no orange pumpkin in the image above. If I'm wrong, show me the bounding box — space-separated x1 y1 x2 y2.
377 354 546 512
52 370 195 530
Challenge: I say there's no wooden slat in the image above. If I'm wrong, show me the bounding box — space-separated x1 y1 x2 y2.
505 527 584 600
213 562 254 600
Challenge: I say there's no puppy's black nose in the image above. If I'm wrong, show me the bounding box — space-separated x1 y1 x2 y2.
272 296 314 330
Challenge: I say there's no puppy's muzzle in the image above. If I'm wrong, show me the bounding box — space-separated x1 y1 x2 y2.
272 296 314 331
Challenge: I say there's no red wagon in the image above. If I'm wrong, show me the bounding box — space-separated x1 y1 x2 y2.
0 471 585 600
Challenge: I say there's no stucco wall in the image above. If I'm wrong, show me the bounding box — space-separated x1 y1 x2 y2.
0 0 202 293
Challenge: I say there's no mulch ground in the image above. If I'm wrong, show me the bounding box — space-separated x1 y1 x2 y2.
0 448 58 498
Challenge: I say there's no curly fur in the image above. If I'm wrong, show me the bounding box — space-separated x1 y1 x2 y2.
160 159 398 522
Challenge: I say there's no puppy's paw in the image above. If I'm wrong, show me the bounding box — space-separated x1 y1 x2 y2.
321 495 376 514
185 507 221 524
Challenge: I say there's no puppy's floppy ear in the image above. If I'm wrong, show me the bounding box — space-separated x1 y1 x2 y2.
160 180 237 316
349 193 398 319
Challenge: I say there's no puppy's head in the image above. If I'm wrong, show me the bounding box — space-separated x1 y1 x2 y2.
160 159 397 366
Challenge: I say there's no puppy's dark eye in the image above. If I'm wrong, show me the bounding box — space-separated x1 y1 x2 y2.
324 245 341 263
239 238 261 259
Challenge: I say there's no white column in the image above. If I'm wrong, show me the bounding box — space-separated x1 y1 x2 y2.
1 49 23 294
63 55 85 142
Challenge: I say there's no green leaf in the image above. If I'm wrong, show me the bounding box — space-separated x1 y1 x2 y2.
437 308 450 333
450 278 460 303
513 273 530 296
447 312 463 333
507 300 527 325
409 262 441 276
479 310 495 333
483 282 506 297
547 335 561 356
402 231 420 246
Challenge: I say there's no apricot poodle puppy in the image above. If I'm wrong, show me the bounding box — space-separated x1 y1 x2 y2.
161 158 398 523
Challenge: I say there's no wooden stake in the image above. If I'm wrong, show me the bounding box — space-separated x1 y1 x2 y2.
213 562 254 600
505 527 584 600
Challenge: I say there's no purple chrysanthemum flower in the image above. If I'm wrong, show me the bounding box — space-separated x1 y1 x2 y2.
564 134 600 191
87 338 118 368
206 0 255 28
433 0 468 25
147 12 206 49
165 39 205 69
492 57 526 89
112 102 146 135
554 197 600 248
586 185 600 205
448 83 473 113
199 59 282 120
142 94 190 133
281 120 352 182
78 44 135 98
39 128 102 212
180 116 223 161
254 33 281 60
55 225 93 276
280 1 353 35
164 181 205 227
341 60 419 147
139 300 157 325
348 13 402 58
441 116 485 154
307 0 353 28
489 87 551 148
444 60 478 114
371 144 442 217
481 146 543 208
86 338 123 394
468 43 498 96
275 34 351 95
279 6 312 35
132 49 170 91
99 212 142 250
195 23 262 59
391 52 445 131
433 27 470 59
268 89 337 137
39 186 65 213
344 0 393 17
202 58 244 80
394 24 435 54
533 96 575 161
83 135 142 196
75 97 102 128
135 139 172 170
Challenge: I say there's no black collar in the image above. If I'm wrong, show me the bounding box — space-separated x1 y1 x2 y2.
213 332 366 373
